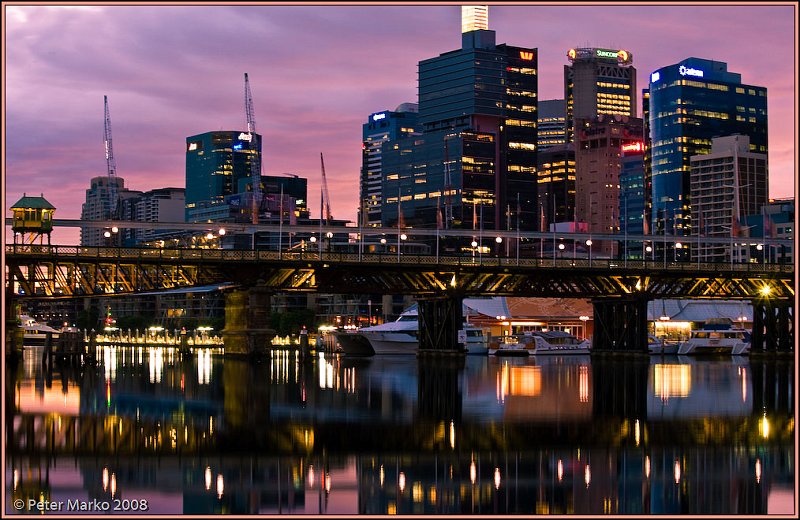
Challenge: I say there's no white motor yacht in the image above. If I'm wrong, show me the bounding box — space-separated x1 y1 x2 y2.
19 315 61 346
489 331 590 356
677 323 751 356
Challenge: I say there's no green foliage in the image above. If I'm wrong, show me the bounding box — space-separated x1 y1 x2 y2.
76 306 101 331
116 314 152 331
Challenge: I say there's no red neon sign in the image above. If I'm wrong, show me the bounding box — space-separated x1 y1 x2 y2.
621 142 643 152
519 51 534 61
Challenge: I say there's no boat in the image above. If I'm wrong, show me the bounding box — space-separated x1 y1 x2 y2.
336 312 488 355
648 334 679 355
19 314 61 346
677 320 751 356
489 331 591 356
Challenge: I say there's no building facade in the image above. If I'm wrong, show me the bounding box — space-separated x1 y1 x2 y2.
536 143 576 229
360 104 419 227
619 145 646 259
380 5 539 236
118 187 185 246
185 130 262 222
564 47 636 142
689 135 768 263
80 176 141 246
648 58 768 240
537 99 567 151
574 115 644 258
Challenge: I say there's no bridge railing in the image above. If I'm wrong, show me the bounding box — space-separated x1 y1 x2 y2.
5 244 794 274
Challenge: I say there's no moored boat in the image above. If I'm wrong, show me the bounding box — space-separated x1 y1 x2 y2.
489 331 590 356
677 320 750 356
19 315 60 346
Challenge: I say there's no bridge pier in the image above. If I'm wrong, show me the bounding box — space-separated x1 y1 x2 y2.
591 297 649 353
751 298 793 353
222 286 275 359
4 288 23 362
416 295 465 355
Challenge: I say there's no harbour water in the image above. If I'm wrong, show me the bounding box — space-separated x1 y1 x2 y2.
5 344 794 515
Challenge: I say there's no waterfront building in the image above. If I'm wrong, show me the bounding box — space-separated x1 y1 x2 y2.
185 130 261 222
10 194 55 245
80 176 141 246
574 115 644 258
648 58 768 239
537 99 567 151
360 104 419 227
620 144 646 259
752 198 794 264
536 143 576 228
641 88 653 234
689 135 768 263
118 187 185 246
380 5 539 235
564 47 636 142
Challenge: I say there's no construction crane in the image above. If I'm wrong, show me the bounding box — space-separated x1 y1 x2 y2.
244 73 261 224
320 152 332 224
103 95 118 219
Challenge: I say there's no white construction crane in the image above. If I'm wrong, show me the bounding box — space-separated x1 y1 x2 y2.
320 152 332 224
103 95 118 219
244 73 261 224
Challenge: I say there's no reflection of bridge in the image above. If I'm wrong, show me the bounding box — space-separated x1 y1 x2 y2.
5 244 794 353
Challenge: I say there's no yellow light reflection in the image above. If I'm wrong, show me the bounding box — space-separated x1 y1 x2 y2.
653 364 691 399
755 459 762 483
470 460 476 485
205 467 212 491
399 472 406 493
216 474 224 499
102 467 109 491
674 460 681 483
645 456 650 479
308 465 315 488
380 465 385 487
494 468 501 489
584 464 591 487
761 415 770 439
634 419 641 446
557 459 564 481
449 420 456 449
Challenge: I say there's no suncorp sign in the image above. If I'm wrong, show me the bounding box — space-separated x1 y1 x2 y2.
678 65 704 78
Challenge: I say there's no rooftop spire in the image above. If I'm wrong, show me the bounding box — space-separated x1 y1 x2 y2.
461 5 488 33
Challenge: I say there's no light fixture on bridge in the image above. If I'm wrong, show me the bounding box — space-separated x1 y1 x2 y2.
104 231 111 238
675 242 683 249
495 236 503 244
756 244 763 251
206 232 214 240
400 233 408 241
218 228 226 236
558 243 565 250
760 285 772 296
471 240 478 248
326 232 334 239
380 238 387 244
111 226 119 233
309 236 317 243
646 245 653 253
585 239 593 247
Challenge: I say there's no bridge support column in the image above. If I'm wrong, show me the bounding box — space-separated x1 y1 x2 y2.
751 299 793 353
417 295 464 355
222 286 275 358
4 288 23 361
591 297 649 353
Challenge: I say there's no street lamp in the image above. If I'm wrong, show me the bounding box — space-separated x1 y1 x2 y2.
397 233 407 261
675 242 682 262
586 239 593 266
558 242 565 260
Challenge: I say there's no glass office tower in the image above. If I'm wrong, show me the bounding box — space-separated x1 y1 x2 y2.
648 58 767 237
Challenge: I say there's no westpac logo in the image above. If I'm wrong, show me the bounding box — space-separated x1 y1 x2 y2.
519 51 534 61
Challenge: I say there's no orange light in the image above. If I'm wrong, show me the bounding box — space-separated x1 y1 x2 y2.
567 49 577 60
617 49 630 62
621 142 643 152
519 51 534 61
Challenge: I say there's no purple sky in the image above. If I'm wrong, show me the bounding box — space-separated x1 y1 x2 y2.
5 3 796 244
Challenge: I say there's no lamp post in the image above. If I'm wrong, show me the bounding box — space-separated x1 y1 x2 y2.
558 242 565 261
495 236 503 264
586 239 593 267
674 242 682 262
380 237 387 254
645 245 653 264
471 240 478 264
398 233 407 262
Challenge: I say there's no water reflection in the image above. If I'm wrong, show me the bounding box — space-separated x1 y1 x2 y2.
5 347 794 515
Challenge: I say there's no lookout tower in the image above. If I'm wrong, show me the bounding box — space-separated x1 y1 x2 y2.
10 193 55 245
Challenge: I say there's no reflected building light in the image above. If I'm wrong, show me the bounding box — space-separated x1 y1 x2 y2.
494 467 501 490
579 365 590 402
584 465 591 487
557 459 564 482
205 466 212 490
470 459 477 485
209 416 214 436
741 370 747 403
399 472 406 493
110 473 117 498
380 465 385 487
653 364 691 400
645 456 651 479
412 482 424 503
308 465 315 488
755 459 762 483
216 474 224 499
634 419 641 446
761 414 770 439
13 469 19 491
674 460 681 483
325 472 331 494
450 420 456 450
102 467 109 492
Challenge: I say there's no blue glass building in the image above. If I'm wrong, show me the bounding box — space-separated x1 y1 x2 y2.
620 147 645 258
648 58 767 237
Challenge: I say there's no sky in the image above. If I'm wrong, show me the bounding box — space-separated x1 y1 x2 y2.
4 2 797 245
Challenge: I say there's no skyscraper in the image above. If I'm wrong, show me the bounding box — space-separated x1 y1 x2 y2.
118 187 185 246
184 130 261 222
689 135 768 263
564 47 636 142
537 99 567 151
381 5 539 233
360 104 418 227
80 176 141 246
620 144 646 259
648 58 768 238
574 114 643 258
536 143 575 228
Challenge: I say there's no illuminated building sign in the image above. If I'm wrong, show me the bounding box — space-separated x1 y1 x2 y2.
621 142 643 152
679 65 704 78
519 51 534 61
567 49 577 61
233 143 243 150
372 112 387 122
651 71 661 83
596 49 618 59
188 143 198 151
238 132 253 141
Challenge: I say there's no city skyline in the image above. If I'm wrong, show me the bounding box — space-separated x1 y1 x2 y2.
5 3 797 244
